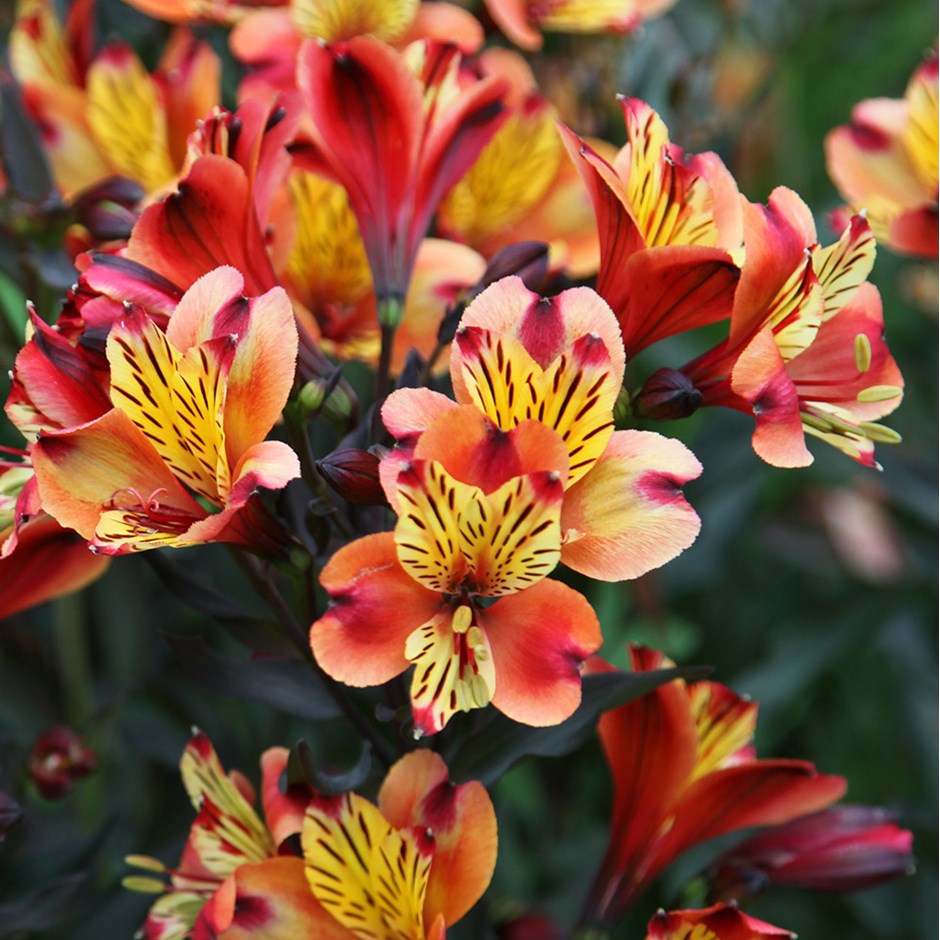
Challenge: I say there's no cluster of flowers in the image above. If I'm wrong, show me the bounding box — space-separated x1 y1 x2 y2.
0 0 932 936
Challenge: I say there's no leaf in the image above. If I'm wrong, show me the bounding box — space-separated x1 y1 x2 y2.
162 633 340 721
0 873 86 935
0 71 54 204
287 738 373 796
145 553 295 656
446 664 711 785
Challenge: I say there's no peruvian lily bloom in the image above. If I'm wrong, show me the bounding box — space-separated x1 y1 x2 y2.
560 97 743 356
127 732 497 940
31 266 299 553
826 53 938 258
381 277 703 582
582 647 846 926
0 463 108 620
296 36 508 325
483 0 678 51
437 49 603 277
9 0 221 198
646 903 794 940
674 191 903 468
312 411 602 736
708 804 915 901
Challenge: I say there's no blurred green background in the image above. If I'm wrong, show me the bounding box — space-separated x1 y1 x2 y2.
0 0 936 937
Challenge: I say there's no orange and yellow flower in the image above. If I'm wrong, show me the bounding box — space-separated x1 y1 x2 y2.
676 191 903 468
561 98 744 356
583 648 846 925
826 53 938 258
483 0 679 51
31 266 299 554
127 732 497 940
9 0 220 199
646 904 794 940
381 277 703 583
437 49 602 277
311 414 602 735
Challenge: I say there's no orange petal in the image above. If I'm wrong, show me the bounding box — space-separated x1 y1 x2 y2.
378 750 497 927
259 747 310 848
560 430 702 581
483 578 601 726
311 532 438 687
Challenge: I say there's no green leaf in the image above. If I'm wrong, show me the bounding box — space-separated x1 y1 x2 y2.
0 873 86 936
287 738 373 796
446 665 711 786
162 633 340 722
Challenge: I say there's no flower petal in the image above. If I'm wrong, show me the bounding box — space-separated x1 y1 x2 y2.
484 578 601 726
378 750 497 927
560 430 702 581
311 532 438 687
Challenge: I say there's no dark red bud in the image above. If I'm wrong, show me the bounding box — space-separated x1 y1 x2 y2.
316 448 386 506
497 914 563 940
27 726 97 800
72 176 144 241
634 368 703 421
478 241 550 294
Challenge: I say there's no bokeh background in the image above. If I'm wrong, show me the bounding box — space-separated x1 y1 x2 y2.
0 0 936 937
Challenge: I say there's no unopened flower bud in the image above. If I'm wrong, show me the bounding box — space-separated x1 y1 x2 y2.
316 449 386 505
71 176 144 241
477 241 550 294
707 804 916 902
634 368 703 421
27 726 97 800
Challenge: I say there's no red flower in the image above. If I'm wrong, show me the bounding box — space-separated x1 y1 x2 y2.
708 804 916 900
584 648 846 925
647 903 794 940
296 36 508 324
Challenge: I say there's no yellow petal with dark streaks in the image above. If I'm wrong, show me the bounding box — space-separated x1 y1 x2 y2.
107 311 235 505
460 471 563 597
303 793 430 940
86 45 175 192
768 264 823 362
619 99 717 249
394 460 480 594
291 0 418 42
405 605 495 736
179 732 275 878
812 215 876 321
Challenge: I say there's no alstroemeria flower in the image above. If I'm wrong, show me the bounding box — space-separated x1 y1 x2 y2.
826 53 938 258
676 192 903 468
0 473 109 619
127 734 497 940
708 804 915 901
278 168 486 367
583 647 846 926
646 904 794 940
9 0 220 198
31 266 299 554
296 36 508 324
381 277 703 582
560 97 743 356
312 413 601 735
437 49 602 277
483 0 678 51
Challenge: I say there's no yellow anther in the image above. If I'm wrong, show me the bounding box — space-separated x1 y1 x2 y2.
858 422 903 444
857 385 902 403
452 604 473 634
853 333 873 372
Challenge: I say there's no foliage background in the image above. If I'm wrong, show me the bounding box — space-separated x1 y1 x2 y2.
0 0 936 937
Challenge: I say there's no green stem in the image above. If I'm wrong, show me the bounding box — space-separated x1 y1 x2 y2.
371 320 396 443
234 549 398 767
